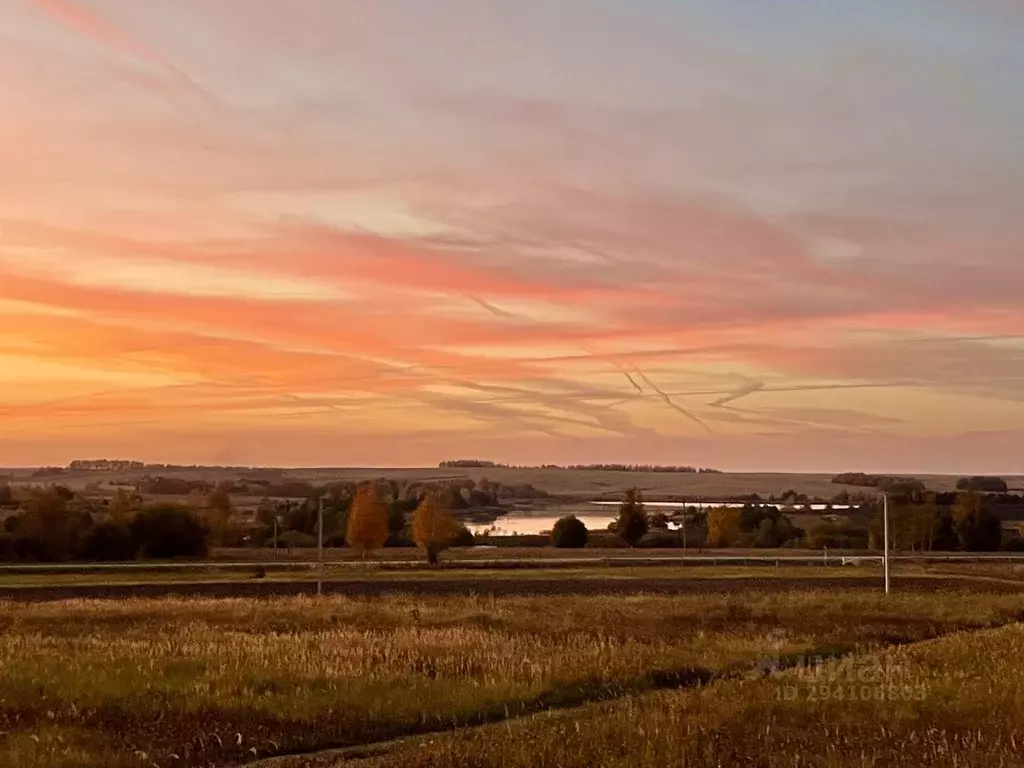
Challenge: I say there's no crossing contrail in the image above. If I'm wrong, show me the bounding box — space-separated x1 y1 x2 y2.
709 380 765 407
634 368 713 433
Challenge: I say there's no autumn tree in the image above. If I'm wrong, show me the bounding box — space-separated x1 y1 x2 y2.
617 488 649 547
910 495 940 552
346 484 390 558
16 488 77 561
888 495 939 552
954 491 1002 551
109 488 139 523
412 492 461 565
706 507 742 548
204 489 233 547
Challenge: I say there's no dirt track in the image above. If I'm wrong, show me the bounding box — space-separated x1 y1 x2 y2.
2 575 1022 602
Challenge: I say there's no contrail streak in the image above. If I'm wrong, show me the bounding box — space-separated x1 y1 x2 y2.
633 368 713 433
621 370 643 394
464 294 518 320
31 0 211 100
709 380 765 407
581 345 643 395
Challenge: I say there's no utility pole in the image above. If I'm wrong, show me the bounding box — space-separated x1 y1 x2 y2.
317 496 324 597
883 494 890 595
681 500 687 554
273 515 279 562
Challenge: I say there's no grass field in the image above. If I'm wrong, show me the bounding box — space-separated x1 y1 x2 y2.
2 568 1024 767
13 466 1024 499
336 622 1024 768
0 564 862 586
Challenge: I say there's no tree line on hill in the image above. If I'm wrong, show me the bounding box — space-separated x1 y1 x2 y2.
832 473 1011 494
439 460 721 473
128 474 550 504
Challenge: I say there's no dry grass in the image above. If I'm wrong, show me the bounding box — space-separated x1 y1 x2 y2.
2 589 1024 767
346 623 1024 768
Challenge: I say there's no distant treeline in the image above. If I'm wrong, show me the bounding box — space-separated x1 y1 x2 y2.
69 460 148 471
831 473 923 490
956 476 1009 493
549 489 1023 553
439 460 721 474
0 480 489 562
832 473 1011 495
35 461 265 476
129 474 550 503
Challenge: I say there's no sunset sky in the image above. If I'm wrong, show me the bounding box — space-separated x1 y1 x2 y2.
2 0 1023 471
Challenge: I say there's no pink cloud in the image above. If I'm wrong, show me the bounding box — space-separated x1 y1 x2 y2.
29 0 209 97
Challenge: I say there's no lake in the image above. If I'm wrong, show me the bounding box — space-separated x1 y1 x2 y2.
468 501 853 536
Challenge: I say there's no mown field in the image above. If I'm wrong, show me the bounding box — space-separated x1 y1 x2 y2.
2 568 1024 767
4 562 1024 602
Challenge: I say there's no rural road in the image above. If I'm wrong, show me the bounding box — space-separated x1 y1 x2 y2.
2 574 1022 602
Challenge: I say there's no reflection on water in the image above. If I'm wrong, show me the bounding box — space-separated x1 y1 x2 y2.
468 502 854 537
469 514 617 537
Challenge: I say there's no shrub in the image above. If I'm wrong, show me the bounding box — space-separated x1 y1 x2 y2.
956 476 1008 493
276 530 317 549
552 515 589 548
452 524 476 548
808 521 870 550
586 534 627 549
80 521 137 562
637 530 683 548
130 504 209 559
7 533 52 562
1002 536 1024 553
324 531 349 547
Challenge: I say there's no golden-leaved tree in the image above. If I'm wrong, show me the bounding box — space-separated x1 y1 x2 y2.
412 491 461 565
346 484 390 558
706 507 742 548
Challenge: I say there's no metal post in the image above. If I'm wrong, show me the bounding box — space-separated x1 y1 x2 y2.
681 500 686 555
317 497 324 597
883 494 890 595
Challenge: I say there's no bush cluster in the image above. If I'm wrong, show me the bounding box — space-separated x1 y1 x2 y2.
0 493 209 563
